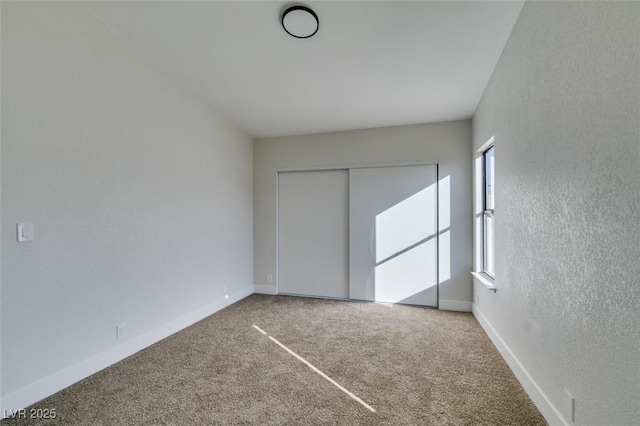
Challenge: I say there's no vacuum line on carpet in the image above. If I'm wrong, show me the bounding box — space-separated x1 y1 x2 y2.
252 325 376 414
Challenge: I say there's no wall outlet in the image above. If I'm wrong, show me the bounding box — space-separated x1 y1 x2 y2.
266 274 273 284
116 323 127 340
564 389 575 423
476 293 480 305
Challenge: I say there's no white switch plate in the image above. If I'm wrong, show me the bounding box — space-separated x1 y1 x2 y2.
17 223 34 242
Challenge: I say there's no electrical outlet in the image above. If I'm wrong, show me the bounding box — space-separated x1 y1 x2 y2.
116 323 127 340
476 293 480 305
564 389 575 423
266 274 273 284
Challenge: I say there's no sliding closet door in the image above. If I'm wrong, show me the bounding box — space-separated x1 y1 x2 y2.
349 165 438 307
278 170 349 298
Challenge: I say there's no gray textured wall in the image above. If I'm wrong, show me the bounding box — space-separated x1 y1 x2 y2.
472 2 640 424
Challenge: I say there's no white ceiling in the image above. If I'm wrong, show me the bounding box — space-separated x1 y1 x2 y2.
82 1 524 138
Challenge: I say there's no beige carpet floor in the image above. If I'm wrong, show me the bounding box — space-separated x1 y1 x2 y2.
2 294 546 425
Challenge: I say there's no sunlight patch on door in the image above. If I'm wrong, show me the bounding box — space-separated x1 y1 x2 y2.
374 239 437 303
375 184 437 263
374 182 438 305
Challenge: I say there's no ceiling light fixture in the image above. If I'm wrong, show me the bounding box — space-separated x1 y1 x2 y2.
281 5 319 39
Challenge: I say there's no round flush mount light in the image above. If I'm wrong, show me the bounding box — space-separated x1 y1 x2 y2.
282 6 319 39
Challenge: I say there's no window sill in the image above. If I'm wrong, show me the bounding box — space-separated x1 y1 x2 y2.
471 272 497 292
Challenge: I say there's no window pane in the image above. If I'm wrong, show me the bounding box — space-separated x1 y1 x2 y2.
485 146 495 210
484 213 495 276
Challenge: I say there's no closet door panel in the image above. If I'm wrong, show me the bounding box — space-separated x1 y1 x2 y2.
349 165 438 306
278 170 349 298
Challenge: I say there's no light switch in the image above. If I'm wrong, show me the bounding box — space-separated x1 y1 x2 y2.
17 223 34 242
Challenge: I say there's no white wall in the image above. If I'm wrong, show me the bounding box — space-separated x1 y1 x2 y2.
472 2 639 425
1 1 253 409
254 120 472 310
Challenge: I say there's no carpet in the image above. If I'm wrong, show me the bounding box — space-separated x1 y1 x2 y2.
1 294 546 425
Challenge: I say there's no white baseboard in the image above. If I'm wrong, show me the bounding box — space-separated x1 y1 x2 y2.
472 304 567 426
439 299 472 312
1 285 254 418
254 284 277 295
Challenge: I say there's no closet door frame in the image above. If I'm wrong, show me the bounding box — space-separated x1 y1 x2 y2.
276 160 440 307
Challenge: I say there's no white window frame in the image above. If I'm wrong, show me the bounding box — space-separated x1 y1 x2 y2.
482 145 495 278
472 136 496 291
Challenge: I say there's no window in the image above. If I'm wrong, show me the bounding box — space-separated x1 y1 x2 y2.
482 146 495 277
